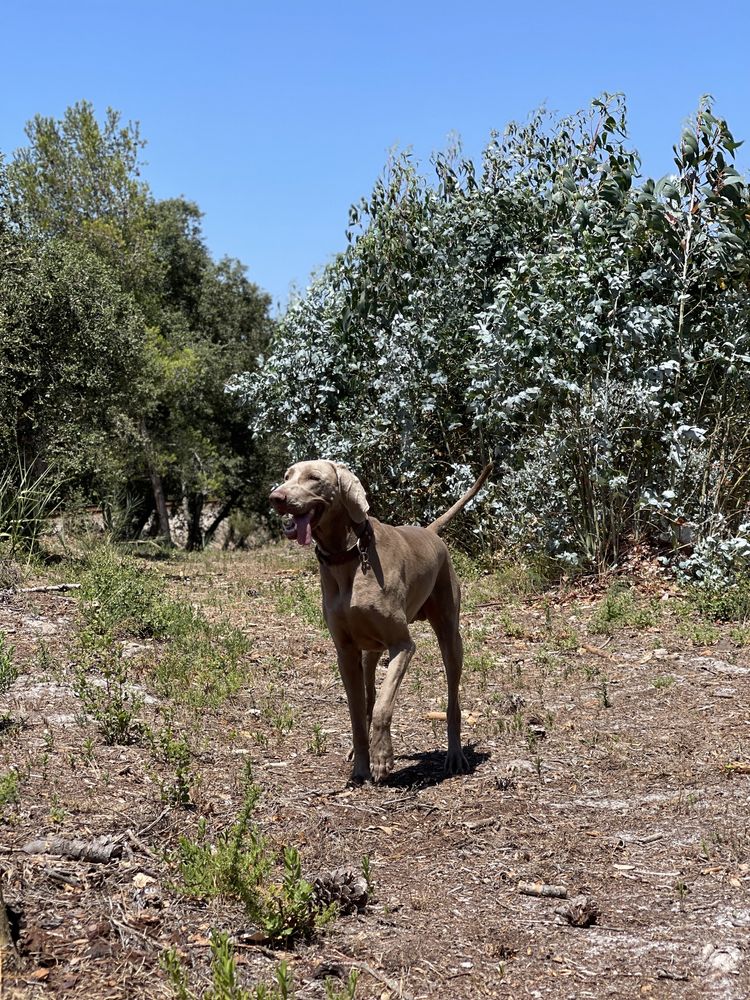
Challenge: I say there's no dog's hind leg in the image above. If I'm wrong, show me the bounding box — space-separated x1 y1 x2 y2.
425 569 469 775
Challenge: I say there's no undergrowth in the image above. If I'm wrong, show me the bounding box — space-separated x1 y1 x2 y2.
74 545 251 713
163 937 359 1000
174 763 335 944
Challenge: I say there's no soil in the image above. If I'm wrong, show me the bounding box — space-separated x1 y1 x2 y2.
1 543 749 999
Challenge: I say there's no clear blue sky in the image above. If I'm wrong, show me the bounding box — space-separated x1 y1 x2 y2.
2 1 749 312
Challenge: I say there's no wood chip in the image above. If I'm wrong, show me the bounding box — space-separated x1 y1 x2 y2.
518 881 568 899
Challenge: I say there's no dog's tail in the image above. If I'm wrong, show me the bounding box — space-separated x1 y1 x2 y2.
427 462 493 535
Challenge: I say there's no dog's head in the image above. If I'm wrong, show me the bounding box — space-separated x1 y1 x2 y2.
269 460 369 545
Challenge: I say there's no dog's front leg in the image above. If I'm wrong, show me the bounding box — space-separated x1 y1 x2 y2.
370 637 416 782
337 645 371 783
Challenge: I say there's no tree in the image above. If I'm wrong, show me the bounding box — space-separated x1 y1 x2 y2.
240 95 750 573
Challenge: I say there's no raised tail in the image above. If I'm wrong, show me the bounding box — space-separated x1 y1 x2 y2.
427 462 493 535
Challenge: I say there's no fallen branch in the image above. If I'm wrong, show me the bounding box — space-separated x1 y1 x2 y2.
20 583 81 594
518 881 568 899
23 835 122 864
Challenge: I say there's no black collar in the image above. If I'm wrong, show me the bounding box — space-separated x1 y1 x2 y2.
315 519 373 573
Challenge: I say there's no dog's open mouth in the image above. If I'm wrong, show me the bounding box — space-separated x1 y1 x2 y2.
282 511 314 546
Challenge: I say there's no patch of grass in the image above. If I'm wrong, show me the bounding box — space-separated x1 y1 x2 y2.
272 577 326 631
730 625 750 646
174 763 334 944
690 574 750 623
653 674 676 690
163 938 359 1000
154 626 250 708
0 769 20 812
0 634 17 695
73 647 145 745
77 545 251 708
678 619 720 646
589 583 658 635
0 461 63 556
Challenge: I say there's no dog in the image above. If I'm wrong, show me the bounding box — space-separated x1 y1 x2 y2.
270 460 491 783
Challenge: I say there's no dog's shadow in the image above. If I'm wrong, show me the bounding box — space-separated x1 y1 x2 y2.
384 744 489 789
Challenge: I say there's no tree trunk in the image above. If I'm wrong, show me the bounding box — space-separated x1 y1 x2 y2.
204 490 240 548
185 492 205 552
149 468 173 545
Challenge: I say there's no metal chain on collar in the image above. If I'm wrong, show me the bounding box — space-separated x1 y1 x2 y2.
357 521 373 574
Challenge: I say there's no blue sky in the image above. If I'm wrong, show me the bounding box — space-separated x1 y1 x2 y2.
2 1 749 312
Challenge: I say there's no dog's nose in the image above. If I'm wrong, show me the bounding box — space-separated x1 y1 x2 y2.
269 488 287 511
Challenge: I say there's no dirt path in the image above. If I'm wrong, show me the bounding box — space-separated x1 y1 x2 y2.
1 545 749 998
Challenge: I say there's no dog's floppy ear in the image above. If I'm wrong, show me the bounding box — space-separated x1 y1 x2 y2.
333 464 370 523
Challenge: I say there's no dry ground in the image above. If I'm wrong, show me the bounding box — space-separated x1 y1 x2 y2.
1 541 749 998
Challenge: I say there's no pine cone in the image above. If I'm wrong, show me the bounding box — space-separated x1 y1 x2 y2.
313 867 368 914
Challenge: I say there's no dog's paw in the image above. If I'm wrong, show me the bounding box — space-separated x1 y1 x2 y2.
445 748 469 775
370 737 394 783
348 768 373 786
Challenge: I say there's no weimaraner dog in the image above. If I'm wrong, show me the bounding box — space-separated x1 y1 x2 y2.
269 460 492 783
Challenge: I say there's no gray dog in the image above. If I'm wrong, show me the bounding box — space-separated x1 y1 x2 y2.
270 460 491 783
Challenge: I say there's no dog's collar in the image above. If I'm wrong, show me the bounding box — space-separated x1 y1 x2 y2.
315 520 373 573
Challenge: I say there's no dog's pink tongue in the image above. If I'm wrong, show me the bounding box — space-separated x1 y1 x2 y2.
295 513 313 546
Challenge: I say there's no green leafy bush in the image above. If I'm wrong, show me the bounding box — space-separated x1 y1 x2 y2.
239 95 750 574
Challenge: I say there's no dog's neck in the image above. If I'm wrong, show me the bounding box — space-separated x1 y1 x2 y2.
313 513 366 557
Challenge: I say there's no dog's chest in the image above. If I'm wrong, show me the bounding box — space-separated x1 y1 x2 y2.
321 575 401 648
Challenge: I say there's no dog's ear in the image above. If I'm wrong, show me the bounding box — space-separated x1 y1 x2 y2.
333 464 370 524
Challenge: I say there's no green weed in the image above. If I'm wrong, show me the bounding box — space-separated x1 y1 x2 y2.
174 764 333 944
0 634 17 695
74 647 144 745
690 574 750 623
589 583 657 635
150 722 195 808
0 769 20 811
272 577 325 631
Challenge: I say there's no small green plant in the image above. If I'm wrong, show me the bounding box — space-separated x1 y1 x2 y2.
360 854 374 894
174 764 333 944
272 577 326 630
308 723 327 755
163 936 295 1000
0 769 20 811
598 677 612 708
730 625 750 646
678 618 720 646
151 723 195 807
74 647 144 745
653 674 676 690
589 583 657 635
0 634 17 696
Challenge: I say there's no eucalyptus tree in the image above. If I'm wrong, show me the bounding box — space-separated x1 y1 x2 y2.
242 95 750 574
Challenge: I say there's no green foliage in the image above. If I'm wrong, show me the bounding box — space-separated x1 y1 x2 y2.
689 572 750 623
175 765 334 944
76 544 251 707
150 721 195 807
0 769 20 811
0 460 63 555
589 583 658 635
0 101 274 546
163 940 357 1000
242 94 750 573
0 634 17 694
163 941 297 1000
74 644 145 745
272 577 326 631
78 544 194 639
